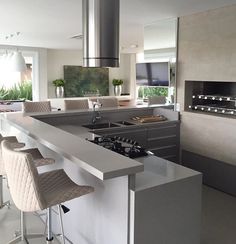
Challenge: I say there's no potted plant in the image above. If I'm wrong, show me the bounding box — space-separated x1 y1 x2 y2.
52 79 65 98
112 79 123 96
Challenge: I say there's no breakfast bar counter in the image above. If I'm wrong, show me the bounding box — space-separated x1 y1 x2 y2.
0 106 202 244
0 110 144 180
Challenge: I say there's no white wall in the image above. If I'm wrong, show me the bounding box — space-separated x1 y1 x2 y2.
47 49 83 98
109 53 136 97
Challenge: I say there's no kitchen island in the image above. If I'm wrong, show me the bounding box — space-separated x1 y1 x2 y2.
0 106 202 244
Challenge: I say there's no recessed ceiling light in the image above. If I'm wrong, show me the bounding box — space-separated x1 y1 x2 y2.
130 44 138 48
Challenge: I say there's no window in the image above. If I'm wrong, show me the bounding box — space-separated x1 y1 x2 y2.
0 54 32 100
137 86 169 101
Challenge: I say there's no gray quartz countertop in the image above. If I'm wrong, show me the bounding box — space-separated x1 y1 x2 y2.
135 155 201 191
0 107 189 182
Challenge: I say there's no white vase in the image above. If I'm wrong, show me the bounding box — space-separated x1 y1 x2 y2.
114 85 122 96
55 86 64 98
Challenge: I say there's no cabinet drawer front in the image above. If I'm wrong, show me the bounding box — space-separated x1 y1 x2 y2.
151 145 178 157
147 125 177 138
147 135 177 149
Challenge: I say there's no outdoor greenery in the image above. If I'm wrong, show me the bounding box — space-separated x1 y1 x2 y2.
0 81 32 100
112 79 123 86
138 86 168 99
52 79 65 87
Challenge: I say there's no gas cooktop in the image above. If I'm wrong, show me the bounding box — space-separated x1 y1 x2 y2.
88 136 148 159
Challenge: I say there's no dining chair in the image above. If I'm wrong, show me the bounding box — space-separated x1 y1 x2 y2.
64 99 89 110
22 101 51 113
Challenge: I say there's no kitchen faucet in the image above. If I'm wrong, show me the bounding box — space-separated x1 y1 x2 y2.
91 102 102 124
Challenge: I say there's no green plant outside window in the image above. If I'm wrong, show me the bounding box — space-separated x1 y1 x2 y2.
138 86 168 99
0 81 32 101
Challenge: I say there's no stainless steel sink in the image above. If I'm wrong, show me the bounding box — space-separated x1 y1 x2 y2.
82 122 120 130
115 121 135 126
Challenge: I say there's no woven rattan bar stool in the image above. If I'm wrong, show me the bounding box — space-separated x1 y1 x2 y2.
2 140 94 244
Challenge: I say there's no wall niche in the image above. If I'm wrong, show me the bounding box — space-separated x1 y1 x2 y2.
185 80 236 118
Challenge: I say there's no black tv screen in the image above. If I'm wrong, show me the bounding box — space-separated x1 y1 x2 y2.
136 62 170 86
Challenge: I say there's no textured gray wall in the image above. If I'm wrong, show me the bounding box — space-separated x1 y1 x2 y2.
177 5 236 165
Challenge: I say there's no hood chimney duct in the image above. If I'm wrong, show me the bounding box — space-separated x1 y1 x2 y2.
82 0 120 67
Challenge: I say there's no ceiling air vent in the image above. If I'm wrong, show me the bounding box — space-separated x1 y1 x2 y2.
70 34 83 40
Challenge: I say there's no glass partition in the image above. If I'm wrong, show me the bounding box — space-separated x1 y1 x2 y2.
136 18 178 105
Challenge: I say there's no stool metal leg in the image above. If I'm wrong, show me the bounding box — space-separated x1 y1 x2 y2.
58 204 65 244
46 207 54 243
8 211 44 244
21 211 26 241
7 212 29 244
0 175 10 209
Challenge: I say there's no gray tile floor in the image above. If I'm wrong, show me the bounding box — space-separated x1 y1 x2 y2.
0 179 60 244
0 205 53 244
0 184 236 244
201 186 236 244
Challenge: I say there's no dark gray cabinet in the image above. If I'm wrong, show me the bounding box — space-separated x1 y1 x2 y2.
146 123 180 163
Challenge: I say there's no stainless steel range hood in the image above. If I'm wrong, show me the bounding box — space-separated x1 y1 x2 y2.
82 0 120 67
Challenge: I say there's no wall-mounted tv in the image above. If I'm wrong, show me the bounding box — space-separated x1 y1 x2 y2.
136 62 170 87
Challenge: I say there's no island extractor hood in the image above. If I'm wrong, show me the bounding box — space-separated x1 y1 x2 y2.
82 0 120 67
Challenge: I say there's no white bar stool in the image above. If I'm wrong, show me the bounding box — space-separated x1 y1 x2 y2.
64 99 89 110
0 134 55 210
22 101 51 113
0 134 25 209
97 97 119 107
2 140 94 244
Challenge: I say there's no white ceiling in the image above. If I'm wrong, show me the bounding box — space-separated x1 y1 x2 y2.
0 0 236 51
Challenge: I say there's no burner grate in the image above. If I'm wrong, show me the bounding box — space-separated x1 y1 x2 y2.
88 136 148 159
